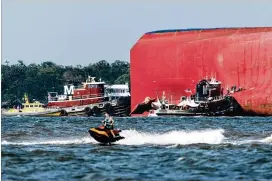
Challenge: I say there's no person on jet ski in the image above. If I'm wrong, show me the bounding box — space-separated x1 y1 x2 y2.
102 112 116 138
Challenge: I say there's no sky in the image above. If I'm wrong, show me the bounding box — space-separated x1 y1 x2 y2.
2 0 272 66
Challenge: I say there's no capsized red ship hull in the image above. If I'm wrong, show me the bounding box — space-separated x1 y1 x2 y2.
131 27 272 116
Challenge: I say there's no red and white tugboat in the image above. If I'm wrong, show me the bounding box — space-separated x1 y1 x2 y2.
46 76 113 116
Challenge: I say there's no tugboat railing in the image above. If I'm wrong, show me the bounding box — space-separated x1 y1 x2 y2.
195 96 224 102
48 93 108 101
71 93 107 100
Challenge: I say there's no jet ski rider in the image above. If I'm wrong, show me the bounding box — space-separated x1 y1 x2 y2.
102 112 116 138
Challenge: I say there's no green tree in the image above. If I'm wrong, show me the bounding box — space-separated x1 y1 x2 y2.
111 60 130 83
91 60 111 83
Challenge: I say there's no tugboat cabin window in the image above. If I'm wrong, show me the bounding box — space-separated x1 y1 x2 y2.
30 105 33 107
98 84 104 93
88 84 98 88
34 105 38 107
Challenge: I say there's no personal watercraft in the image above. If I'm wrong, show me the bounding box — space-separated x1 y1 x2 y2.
88 125 125 144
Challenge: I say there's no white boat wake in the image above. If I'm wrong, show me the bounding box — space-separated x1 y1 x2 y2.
2 130 271 146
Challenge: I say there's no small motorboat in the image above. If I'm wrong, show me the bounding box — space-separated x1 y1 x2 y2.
1 94 62 117
88 125 125 144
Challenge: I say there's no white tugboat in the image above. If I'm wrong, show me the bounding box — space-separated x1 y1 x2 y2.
105 83 131 116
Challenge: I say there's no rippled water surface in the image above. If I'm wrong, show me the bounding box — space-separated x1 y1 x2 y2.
1 116 272 181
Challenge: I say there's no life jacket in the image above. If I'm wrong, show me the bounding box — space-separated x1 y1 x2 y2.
104 117 114 129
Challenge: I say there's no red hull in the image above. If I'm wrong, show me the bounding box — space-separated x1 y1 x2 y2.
131 27 272 115
47 97 105 108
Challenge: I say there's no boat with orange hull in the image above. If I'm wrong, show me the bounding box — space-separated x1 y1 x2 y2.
88 125 124 144
130 27 272 116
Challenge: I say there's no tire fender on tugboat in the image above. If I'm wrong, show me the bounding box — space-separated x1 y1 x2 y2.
104 103 113 115
60 109 68 116
93 106 101 116
84 107 93 117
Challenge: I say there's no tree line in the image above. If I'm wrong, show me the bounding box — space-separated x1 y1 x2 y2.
1 60 130 107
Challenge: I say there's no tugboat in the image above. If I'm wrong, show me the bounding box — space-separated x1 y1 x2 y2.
131 77 234 116
46 76 130 117
2 93 61 117
152 77 234 116
105 84 131 117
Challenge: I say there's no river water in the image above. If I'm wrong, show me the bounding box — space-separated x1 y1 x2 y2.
1 116 272 181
